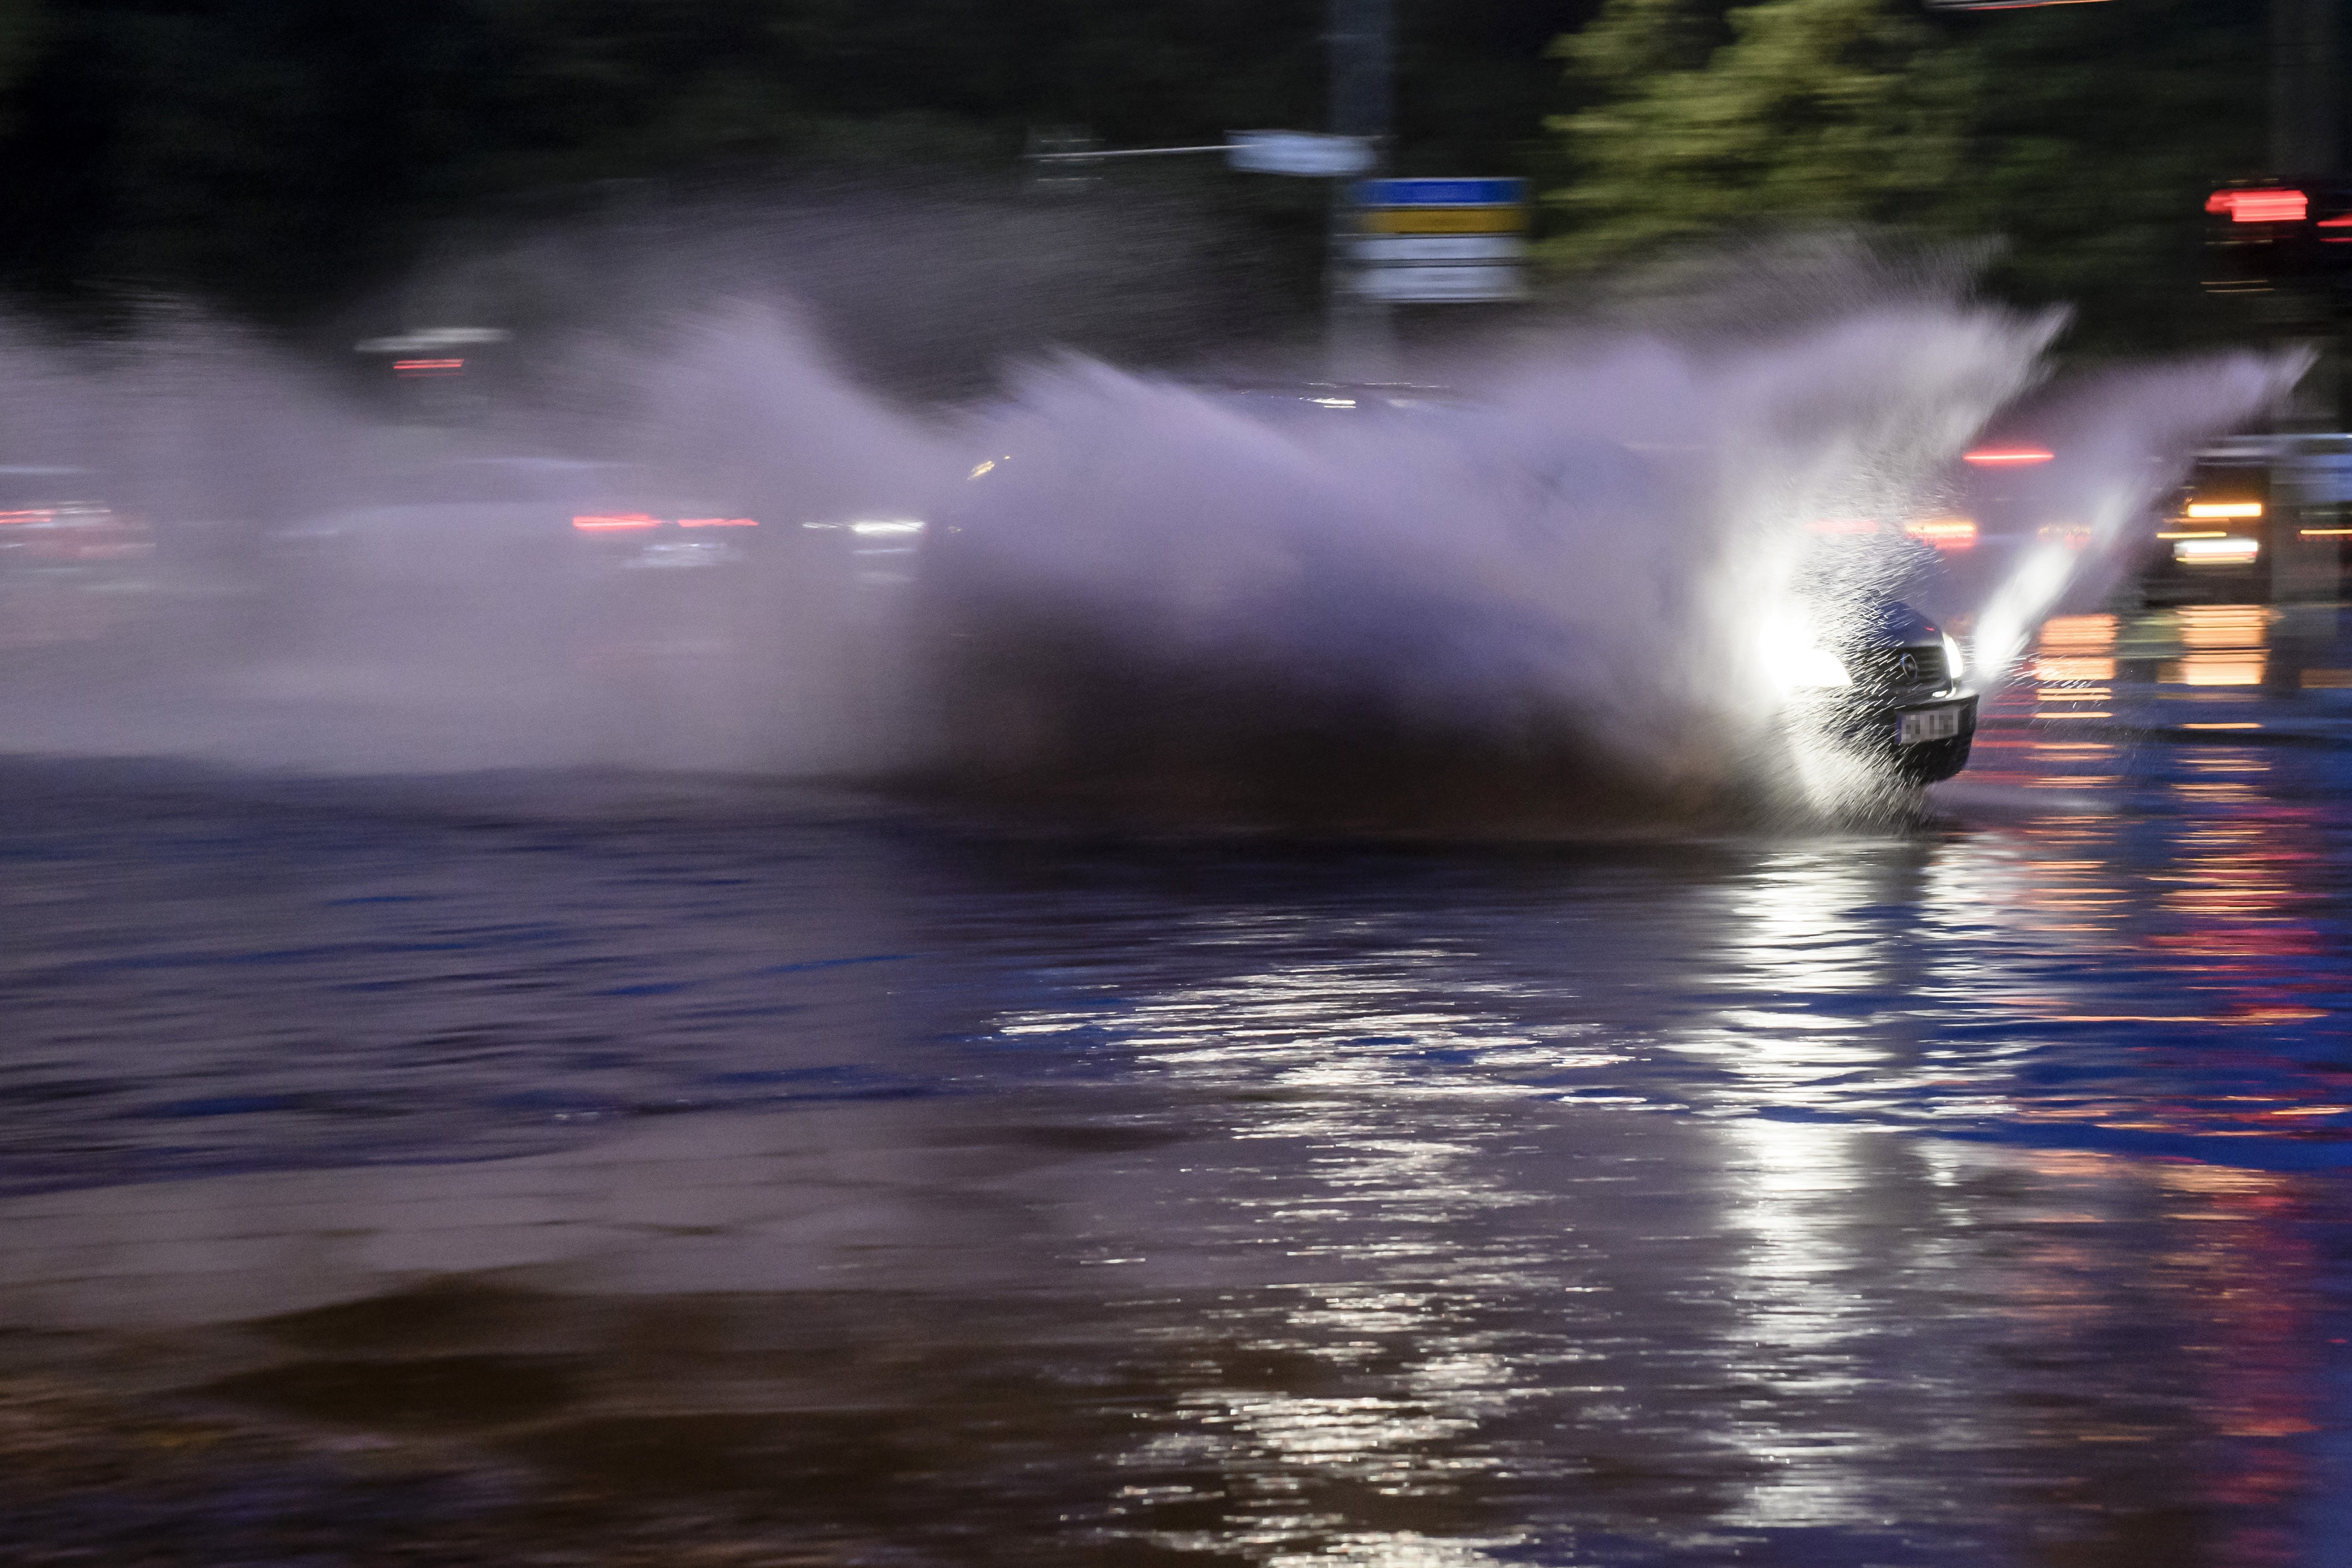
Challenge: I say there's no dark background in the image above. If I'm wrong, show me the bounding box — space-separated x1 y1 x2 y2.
0 2 2314 364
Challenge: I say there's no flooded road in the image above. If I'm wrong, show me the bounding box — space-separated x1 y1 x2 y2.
5 609 2352 1566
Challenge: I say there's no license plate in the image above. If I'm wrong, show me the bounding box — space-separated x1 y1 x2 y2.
1899 706 1962 745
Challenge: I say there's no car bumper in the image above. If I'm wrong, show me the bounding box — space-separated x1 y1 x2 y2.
1874 693 1977 783
1812 690 1976 784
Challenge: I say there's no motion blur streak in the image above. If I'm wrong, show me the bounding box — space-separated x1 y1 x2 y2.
0 264 2301 825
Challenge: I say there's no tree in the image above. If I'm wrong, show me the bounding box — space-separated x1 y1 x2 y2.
1544 0 1969 269
1938 0 2263 349
1541 0 2271 349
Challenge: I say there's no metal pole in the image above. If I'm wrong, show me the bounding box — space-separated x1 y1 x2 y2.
1328 0 1395 380
2270 0 2343 431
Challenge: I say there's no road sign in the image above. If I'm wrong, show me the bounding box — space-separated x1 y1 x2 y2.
1349 235 1527 264
1352 266 1528 303
1349 177 1529 304
1354 178 1525 207
1361 205 1528 236
1227 131 1377 177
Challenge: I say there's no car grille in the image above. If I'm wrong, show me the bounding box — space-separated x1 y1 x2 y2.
1848 643 1948 694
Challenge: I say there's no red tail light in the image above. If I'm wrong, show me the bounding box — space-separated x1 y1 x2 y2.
2206 188 2308 223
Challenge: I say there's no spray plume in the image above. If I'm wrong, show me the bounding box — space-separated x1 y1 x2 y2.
0 254 2300 832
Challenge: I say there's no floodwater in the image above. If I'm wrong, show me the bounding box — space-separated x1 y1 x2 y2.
5 611 2352 1567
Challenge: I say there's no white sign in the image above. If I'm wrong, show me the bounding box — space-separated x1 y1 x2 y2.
1350 235 1527 265
1227 131 1377 177
1352 265 1528 304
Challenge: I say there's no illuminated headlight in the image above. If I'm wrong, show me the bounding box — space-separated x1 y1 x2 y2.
1941 632 1966 684
2174 536 2259 564
1762 614 1852 691
1767 639 1852 690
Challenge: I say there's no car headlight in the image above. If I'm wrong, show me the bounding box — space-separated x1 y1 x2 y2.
1941 631 1965 684
1767 642 1851 690
1783 646 1852 689
1762 614 1852 691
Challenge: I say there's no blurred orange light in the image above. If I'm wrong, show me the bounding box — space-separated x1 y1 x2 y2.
2038 613 2116 650
1903 516 1978 550
573 513 663 531
1963 447 2053 465
2207 188 2308 223
2036 656 2115 681
677 517 758 528
2162 653 2265 684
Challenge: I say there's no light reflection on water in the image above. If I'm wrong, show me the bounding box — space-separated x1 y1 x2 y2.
0 737 2348 1563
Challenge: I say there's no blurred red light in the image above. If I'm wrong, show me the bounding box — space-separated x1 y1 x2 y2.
2206 188 2307 223
572 513 663 531
0 509 55 525
1963 447 2054 466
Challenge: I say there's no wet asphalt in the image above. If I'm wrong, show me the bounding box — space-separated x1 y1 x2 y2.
2 605 2350 1566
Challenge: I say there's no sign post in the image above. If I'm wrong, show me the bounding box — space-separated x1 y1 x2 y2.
1327 0 1395 379
1226 132 1376 178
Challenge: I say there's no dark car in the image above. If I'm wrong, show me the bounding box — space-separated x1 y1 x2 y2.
1778 598 1976 785
2141 443 2271 605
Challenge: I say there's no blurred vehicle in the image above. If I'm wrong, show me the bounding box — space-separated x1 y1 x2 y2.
2141 436 2352 605
793 517 929 588
0 465 155 649
263 455 791 672
353 327 511 427
0 466 151 571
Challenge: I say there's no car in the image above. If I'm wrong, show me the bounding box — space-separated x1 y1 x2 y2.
2137 435 2352 605
1771 597 1977 786
0 465 155 651
2141 441 2272 604
259 454 795 676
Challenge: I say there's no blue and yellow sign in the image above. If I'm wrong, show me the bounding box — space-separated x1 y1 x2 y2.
1351 178 1528 302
